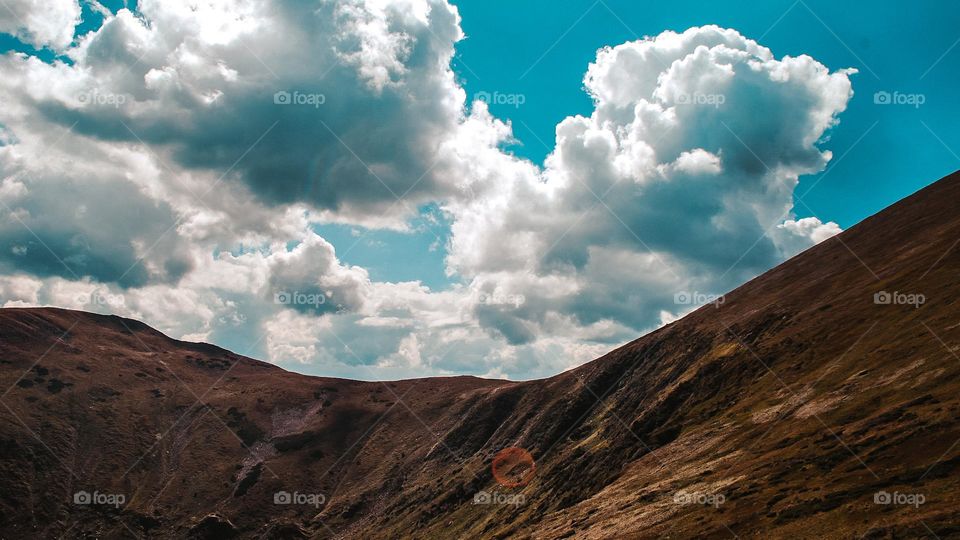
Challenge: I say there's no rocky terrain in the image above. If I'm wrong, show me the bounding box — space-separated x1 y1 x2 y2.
2 171 960 539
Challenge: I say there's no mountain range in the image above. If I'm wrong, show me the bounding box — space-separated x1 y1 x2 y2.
2 171 960 539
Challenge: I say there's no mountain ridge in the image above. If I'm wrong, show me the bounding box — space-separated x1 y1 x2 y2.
1 170 960 539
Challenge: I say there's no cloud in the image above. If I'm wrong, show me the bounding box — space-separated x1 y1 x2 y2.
0 138 193 287
0 274 41 306
12 0 468 226
266 232 371 315
443 25 852 344
0 0 80 49
0 7 854 381
775 217 842 257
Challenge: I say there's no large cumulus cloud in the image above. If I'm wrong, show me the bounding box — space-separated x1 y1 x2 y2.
444 25 851 345
0 0 80 49
0 128 193 287
14 0 467 225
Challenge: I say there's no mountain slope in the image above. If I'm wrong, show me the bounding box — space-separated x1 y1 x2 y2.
2 171 960 539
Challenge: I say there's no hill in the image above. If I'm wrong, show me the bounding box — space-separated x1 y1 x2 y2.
2 171 960 539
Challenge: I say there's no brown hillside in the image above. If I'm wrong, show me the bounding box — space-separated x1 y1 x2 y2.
2 171 960 539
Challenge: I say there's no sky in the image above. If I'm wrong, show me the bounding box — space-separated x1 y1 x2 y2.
0 0 957 381
453 0 960 228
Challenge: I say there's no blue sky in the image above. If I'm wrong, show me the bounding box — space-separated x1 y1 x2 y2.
6 1 955 291
0 0 957 379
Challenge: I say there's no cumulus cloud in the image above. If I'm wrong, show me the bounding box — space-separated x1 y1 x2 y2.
775 217 842 257
0 274 42 306
443 25 852 344
0 134 193 287
0 4 853 381
0 0 80 49
10 0 467 226
266 232 370 315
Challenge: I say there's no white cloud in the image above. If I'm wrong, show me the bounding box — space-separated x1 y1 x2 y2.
0 0 469 227
441 25 852 345
0 140 194 287
0 274 42 305
266 232 371 315
264 309 328 365
0 0 80 49
775 217 842 257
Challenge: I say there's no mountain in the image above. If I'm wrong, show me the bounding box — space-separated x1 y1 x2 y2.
2 171 960 539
